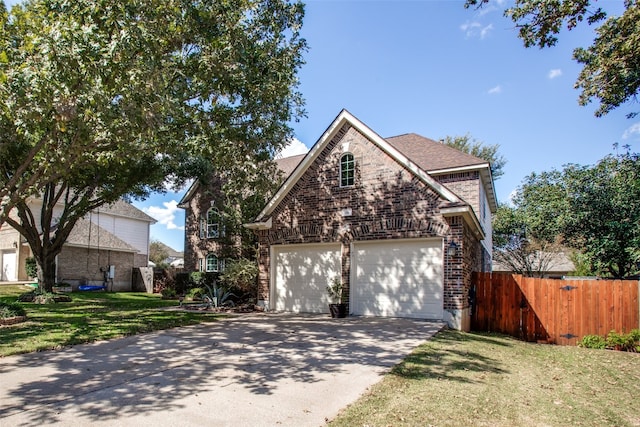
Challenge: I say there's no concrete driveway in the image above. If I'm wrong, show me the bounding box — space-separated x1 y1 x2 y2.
0 314 444 427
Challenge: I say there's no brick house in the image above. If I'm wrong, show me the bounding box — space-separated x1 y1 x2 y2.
178 155 303 274
245 110 496 330
0 199 155 290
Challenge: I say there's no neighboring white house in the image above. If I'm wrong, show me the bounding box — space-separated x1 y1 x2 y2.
0 199 156 290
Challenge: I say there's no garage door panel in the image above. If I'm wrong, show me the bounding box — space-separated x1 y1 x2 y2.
273 244 341 314
352 239 443 319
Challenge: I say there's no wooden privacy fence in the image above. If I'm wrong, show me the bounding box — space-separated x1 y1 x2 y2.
471 272 640 346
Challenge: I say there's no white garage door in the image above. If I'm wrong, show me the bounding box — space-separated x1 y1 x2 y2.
272 243 341 313
352 239 443 319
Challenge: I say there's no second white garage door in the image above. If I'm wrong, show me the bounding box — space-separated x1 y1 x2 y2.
351 239 443 319
272 243 342 313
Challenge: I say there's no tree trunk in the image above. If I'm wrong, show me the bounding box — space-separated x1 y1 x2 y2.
35 250 58 293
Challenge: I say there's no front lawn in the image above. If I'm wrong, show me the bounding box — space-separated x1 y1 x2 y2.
0 285 221 357
330 330 640 427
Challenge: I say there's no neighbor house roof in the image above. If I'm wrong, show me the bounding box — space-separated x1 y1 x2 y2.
65 218 138 253
98 199 157 223
153 240 183 258
274 153 306 177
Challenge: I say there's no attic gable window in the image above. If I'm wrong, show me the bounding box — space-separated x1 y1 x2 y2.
340 153 355 187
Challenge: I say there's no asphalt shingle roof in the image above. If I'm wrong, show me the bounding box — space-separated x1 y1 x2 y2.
385 133 488 172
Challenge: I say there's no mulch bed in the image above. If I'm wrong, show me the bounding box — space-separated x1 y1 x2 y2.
0 316 27 326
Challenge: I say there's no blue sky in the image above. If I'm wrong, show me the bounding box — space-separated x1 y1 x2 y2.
10 0 634 251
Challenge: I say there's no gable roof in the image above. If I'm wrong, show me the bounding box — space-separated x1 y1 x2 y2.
386 133 487 171
251 109 468 224
386 134 497 212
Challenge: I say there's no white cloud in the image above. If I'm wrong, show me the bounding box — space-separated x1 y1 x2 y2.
488 85 502 95
460 21 493 39
480 23 494 39
143 200 184 231
277 137 309 158
548 69 563 79
622 122 640 140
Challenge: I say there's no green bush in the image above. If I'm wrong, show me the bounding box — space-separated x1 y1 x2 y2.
606 330 637 351
578 330 640 352
185 287 205 300
578 335 606 349
25 257 37 279
0 301 26 319
174 272 192 294
220 258 258 294
161 287 177 298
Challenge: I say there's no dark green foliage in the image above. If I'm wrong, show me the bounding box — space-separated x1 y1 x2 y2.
174 272 192 295
578 329 640 352
0 0 306 291
220 258 258 294
500 152 640 279
0 301 26 318
25 257 37 279
577 334 606 349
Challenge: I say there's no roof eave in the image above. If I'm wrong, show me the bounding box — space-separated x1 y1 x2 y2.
429 163 498 213
441 205 486 240
178 180 200 208
243 217 272 231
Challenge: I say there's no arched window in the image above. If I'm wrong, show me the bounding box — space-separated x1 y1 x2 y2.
340 153 355 187
206 208 221 238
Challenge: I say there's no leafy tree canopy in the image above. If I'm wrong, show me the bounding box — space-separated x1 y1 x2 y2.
0 0 306 290
149 239 170 267
499 151 640 279
442 134 506 180
465 0 640 118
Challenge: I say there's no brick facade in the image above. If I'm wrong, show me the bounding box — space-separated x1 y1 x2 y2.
182 177 242 273
254 124 486 329
57 247 135 291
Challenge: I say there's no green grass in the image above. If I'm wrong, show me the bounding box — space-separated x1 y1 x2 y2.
330 330 640 427
0 285 222 357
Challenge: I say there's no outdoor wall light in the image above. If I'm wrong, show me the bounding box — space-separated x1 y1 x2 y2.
448 240 459 257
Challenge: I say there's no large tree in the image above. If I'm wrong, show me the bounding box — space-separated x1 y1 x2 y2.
0 0 306 291
500 152 640 278
465 0 640 118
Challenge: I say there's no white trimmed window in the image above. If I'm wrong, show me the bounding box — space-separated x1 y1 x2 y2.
340 153 355 187
206 208 224 239
205 254 226 273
